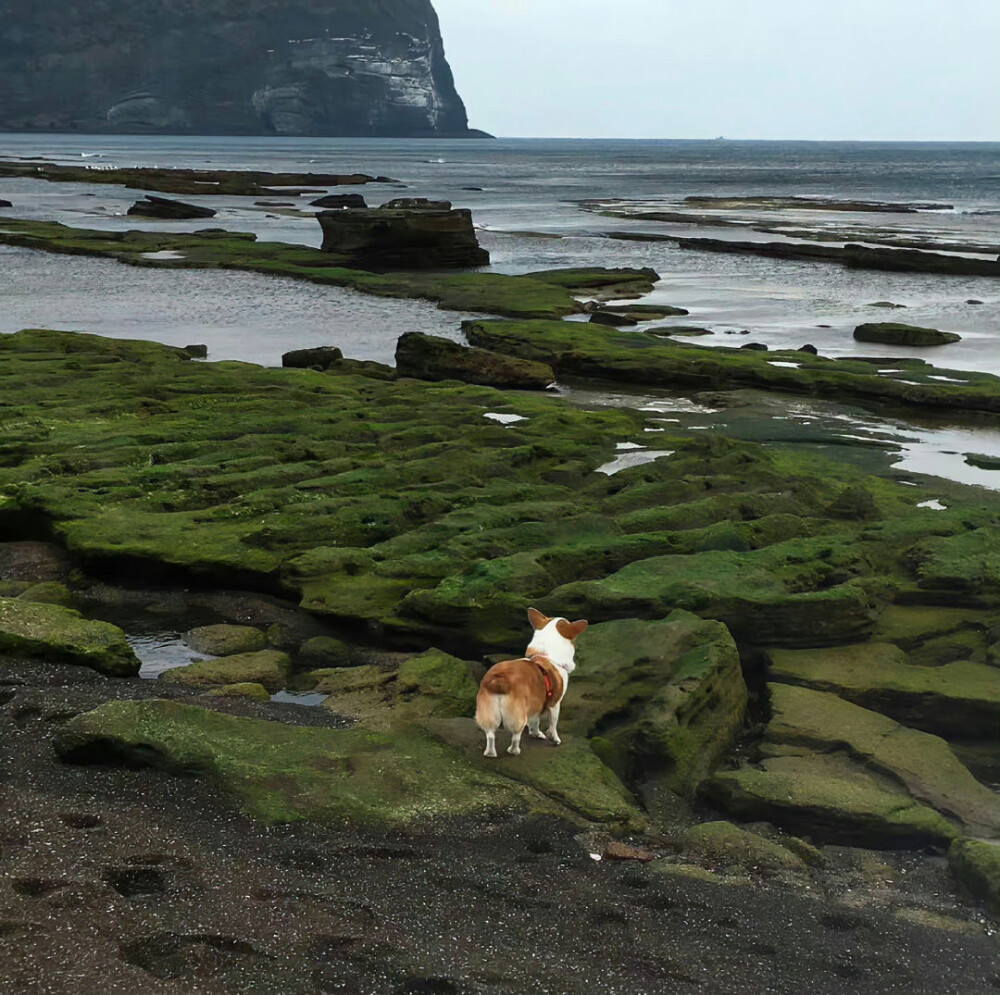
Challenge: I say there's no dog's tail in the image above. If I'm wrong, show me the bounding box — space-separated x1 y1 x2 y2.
475 672 509 732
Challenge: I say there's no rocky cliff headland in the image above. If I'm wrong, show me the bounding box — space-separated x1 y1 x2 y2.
0 0 484 137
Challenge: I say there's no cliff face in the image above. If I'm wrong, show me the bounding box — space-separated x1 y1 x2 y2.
0 0 479 137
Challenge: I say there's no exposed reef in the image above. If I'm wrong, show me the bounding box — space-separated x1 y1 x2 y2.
0 160 398 196
0 217 656 319
463 319 1000 415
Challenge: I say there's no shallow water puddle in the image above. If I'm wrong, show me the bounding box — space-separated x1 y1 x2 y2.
484 412 527 425
128 633 213 680
271 690 330 707
597 450 674 475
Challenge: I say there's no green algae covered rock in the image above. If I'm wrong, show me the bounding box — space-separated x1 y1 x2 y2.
704 754 958 848
767 643 1000 738
854 323 961 347
184 624 267 656
545 539 881 647
395 332 555 389
679 821 809 874
763 683 1000 836
395 648 478 720
297 636 353 668
705 683 1000 845
567 611 747 798
948 839 1000 914
464 318 1000 414
52 699 601 827
314 665 397 728
431 717 644 827
16 582 73 606
160 650 291 693
203 682 272 702
0 597 139 676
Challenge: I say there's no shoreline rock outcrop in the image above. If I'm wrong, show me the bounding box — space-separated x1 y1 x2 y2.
318 200 490 270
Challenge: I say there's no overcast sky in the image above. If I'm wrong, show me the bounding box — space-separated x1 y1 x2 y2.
433 0 1000 141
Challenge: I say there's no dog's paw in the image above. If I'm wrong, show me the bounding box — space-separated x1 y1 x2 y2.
528 729 546 740
506 745 521 756
547 733 562 746
484 748 497 758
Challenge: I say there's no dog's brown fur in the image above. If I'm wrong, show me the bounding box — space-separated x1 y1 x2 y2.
475 609 588 757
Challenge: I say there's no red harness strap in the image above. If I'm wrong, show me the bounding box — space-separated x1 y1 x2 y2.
536 663 555 705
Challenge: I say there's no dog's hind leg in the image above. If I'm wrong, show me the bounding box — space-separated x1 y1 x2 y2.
527 714 546 739
546 702 562 745
507 727 524 756
476 691 502 758
484 730 497 758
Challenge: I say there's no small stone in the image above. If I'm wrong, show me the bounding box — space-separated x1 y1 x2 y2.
603 841 657 862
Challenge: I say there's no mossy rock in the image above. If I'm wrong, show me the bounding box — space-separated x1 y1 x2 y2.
0 596 139 676
184 624 268 656
160 650 292 693
679 822 809 874
948 838 1000 914
912 528 1000 601
430 717 644 829
565 611 747 798
396 332 555 390
703 754 958 848
53 699 562 827
297 636 352 668
761 683 1000 837
464 318 1000 414
767 643 1000 737
16 581 73 606
853 323 961 347
316 665 397 729
395 648 478 720
543 539 881 647
203 682 272 702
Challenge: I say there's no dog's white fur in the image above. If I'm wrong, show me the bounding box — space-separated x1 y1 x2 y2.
475 608 587 758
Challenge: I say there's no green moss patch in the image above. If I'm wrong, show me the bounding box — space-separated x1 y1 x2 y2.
767 643 1000 737
53 699 552 826
464 318 1000 415
160 650 292 693
0 596 139 676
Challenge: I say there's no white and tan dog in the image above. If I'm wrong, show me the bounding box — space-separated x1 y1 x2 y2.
475 608 588 758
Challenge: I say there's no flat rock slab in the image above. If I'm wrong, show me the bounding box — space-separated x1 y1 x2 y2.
54 700 569 827
396 332 554 389
0 597 139 676
430 717 643 827
854 323 962 347
704 753 957 848
183 624 268 657
564 611 747 798
160 650 291 693
767 642 1000 737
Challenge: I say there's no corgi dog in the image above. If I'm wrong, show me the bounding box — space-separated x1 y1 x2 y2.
476 608 589 758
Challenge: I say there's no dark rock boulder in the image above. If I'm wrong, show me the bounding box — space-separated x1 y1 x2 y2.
309 194 368 209
854 323 962 347
395 333 554 389
0 198 11 208
590 312 638 328
282 347 344 370
382 197 453 211
317 205 489 270
127 196 216 220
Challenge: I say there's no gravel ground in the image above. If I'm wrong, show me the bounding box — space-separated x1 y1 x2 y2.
2 656 999 995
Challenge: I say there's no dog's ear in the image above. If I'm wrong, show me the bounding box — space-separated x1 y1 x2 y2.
556 619 589 641
527 607 550 631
